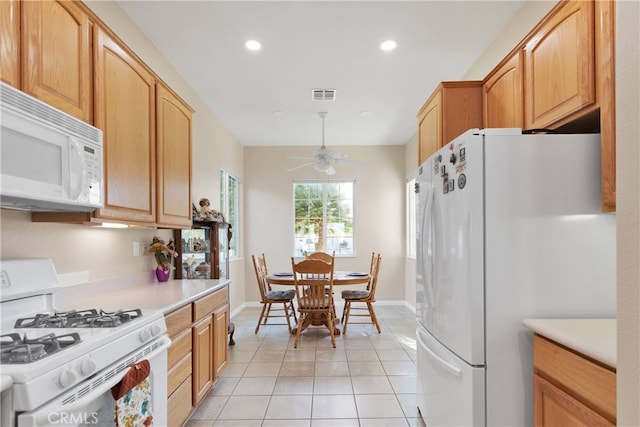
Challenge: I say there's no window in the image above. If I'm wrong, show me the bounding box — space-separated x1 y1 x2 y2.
406 175 416 259
293 180 355 256
220 169 240 258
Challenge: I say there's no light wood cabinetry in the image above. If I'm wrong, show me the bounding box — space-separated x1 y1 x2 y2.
156 84 193 228
524 0 596 130
483 50 523 129
1 0 92 121
533 334 616 427
212 304 229 380
19 0 195 226
93 27 156 224
165 286 229 426
417 81 482 165
0 0 20 87
192 315 213 405
21 0 93 122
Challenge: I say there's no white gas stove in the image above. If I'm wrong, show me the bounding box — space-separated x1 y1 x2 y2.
0 259 170 426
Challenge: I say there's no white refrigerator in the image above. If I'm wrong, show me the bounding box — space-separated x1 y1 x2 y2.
415 128 616 426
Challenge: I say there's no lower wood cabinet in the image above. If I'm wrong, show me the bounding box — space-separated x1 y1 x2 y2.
532 334 616 427
165 285 229 426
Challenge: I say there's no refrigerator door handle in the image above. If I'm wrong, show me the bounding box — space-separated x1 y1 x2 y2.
420 185 435 306
417 329 462 377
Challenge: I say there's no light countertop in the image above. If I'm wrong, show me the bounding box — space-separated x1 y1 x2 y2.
56 278 230 314
0 375 12 393
522 318 616 368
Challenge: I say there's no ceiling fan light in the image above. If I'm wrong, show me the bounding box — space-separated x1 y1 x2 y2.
314 159 331 173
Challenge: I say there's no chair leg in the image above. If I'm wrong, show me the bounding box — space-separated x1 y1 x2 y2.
327 312 336 348
254 303 269 334
340 301 347 324
282 301 293 334
342 300 351 334
367 302 381 333
289 300 298 323
294 313 305 348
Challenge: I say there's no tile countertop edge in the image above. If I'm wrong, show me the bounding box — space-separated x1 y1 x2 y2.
522 318 617 369
1 375 12 393
56 278 231 314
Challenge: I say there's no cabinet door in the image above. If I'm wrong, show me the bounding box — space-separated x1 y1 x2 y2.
192 316 213 406
212 304 228 381
156 84 193 228
418 94 441 165
483 50 523 129
524 0 595 129
22 0 92 122
1 0 20 87
94 27 156 224
534 374 613 427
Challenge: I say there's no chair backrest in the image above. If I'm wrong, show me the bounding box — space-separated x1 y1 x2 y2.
291 257 335 310
252 254 270 302
367 254 382 297
306 251 335 264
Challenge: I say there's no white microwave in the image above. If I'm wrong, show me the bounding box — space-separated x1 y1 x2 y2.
0 82 103 212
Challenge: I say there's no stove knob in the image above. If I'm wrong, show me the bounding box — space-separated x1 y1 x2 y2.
80 359 97 376
58 369 76 388
151 324 161 337
139 328 152 342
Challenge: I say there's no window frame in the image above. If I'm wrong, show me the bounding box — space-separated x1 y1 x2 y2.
293 179 356 257
220 168 240 260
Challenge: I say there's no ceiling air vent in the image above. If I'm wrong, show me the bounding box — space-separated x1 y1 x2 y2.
312 89 336 101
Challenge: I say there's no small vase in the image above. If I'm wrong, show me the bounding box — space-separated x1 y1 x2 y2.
155 265 171 282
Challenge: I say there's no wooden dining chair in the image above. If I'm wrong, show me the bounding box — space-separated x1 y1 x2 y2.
306 251 335 263
291 257 337 348
252 254 297 334
340 253 382 334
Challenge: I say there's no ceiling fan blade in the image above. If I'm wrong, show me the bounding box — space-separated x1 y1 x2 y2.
335 158 368 167
287 162 315 172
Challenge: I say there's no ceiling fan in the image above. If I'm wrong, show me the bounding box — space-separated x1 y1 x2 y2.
287 112 367 175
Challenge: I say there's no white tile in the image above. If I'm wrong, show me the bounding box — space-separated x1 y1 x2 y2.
312 395 358 419
314 376 353 394
265 395 313 419
243 361 282 377
217 395 270 419
387 376 416 394
274 376 315 395
354 394 405 418
232 377 276 395
190 395 229 420
351 376 393 394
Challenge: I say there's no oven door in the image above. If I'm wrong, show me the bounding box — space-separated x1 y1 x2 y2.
16 335 170 427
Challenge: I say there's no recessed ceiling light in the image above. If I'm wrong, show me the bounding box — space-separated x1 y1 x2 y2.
245 40 262 51
360 111 374 117
380 40 397 52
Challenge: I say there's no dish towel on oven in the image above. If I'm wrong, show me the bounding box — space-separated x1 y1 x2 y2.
111 360 154 426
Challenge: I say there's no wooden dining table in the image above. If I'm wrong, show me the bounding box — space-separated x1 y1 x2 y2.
266 271 371 335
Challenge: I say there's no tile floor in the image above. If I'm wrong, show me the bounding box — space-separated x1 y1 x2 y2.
186 304 427 427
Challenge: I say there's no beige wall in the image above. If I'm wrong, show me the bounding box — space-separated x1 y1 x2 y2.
243 145 406 303
0 1 245 313
615 2 639 424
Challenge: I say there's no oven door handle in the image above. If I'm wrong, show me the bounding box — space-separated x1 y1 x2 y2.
21 335 171 426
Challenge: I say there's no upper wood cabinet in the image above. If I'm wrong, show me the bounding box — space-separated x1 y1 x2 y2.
417 81 483 165
524 0 596 130
483 50 523 129
1 0 20 87
93 27 156 224
156 84 193 228
22 0 93 122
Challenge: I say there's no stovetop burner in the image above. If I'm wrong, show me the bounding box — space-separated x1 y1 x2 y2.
14 308 143 328
0 332 82 364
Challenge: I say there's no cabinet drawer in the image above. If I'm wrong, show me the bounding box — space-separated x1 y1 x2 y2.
166 304 192 338
193 288 228 322
533 335 616 421
168 353 192 396
168 329 192 369
168 376 193 427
